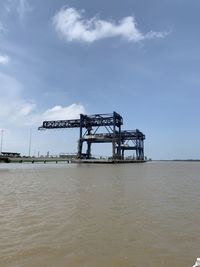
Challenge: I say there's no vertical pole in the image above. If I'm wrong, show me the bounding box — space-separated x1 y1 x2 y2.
78 114 83 158
86 141 91 159
86 127 92 159
28 129 32 157
121 140 124 160
122 149 124 160
112 112 116 159
141 139 144 160
0 129 4 154
135 134 138 160
139 139 141 160
118 123 121 159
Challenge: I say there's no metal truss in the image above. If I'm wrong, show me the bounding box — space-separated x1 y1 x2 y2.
39 112 123 130
38 112 145 160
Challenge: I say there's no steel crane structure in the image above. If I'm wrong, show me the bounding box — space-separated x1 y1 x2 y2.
38 111 145 161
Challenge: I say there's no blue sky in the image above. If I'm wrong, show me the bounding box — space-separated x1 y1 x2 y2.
0 0 199 159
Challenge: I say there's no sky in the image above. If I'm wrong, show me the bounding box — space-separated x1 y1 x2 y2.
0 0 199 159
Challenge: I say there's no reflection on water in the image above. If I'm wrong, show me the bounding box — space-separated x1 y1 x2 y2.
0 162 200 267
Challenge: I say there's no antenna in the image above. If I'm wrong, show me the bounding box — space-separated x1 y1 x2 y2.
28 129 32 157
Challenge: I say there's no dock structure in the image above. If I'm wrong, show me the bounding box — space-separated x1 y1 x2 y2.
0 156 73 164
38 111 145 162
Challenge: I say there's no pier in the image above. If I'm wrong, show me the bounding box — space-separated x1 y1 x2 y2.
0 156 72 164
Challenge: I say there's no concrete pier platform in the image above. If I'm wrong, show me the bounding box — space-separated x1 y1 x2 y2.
0 157 146 164
0 157 72 164
71 159 147 164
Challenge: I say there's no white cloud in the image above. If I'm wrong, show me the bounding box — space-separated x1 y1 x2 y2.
0 71 86 127
53 7 167 43
39 104 86 121
0 72 35 123
23 103 86 126
17 103 36 116
0 54 10 64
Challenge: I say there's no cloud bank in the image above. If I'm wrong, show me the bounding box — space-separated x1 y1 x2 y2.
0 71 86 127
0 72 35 124
53 7 167 43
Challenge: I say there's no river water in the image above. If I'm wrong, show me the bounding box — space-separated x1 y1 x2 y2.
0 162 200 267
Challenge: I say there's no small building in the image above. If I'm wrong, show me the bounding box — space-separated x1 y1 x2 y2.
1 152 21 158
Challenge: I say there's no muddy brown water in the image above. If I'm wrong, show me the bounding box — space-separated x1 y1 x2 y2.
0 162 199 267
